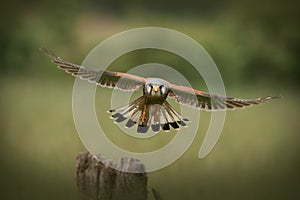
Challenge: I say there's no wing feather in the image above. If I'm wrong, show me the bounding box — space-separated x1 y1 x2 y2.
42 48 146 91
169 84 279 110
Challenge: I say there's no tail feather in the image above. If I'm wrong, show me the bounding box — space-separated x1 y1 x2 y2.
109 96 143 126
125 119 136 128
109 97 188 133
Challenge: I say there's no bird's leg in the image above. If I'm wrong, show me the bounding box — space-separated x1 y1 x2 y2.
139 104 149 126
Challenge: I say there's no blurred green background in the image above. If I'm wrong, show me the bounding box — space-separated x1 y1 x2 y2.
1 0 299 199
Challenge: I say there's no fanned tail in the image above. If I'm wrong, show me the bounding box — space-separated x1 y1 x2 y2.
109 98 188 133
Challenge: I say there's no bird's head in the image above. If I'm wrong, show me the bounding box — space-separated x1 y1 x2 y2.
145 78 169 97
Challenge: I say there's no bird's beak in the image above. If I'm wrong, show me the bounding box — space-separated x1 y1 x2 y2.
153 86 159 92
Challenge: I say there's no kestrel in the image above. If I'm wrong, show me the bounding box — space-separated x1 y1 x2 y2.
42 48 279 133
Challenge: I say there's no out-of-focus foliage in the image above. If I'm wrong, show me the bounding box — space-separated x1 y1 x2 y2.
0 0 80 74
1 0 299 86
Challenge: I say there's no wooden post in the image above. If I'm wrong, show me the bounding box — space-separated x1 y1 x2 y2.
76 152 148 200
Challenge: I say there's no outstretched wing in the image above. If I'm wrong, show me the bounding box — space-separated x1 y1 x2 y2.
41 48 146 91
169 84 279 110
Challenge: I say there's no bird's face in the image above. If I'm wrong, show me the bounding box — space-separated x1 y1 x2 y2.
145 79 169 97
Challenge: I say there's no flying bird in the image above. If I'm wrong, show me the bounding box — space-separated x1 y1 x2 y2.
42 48 279 133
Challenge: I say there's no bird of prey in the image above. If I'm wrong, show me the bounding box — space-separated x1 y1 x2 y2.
42 48 279 133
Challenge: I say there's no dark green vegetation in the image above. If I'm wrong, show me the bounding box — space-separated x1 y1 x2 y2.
0 0 299 199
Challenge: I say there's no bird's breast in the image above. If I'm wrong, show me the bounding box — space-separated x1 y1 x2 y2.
145 95 166 105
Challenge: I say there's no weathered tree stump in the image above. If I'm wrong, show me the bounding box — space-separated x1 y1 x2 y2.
76 152 148 200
